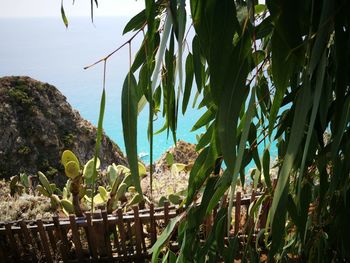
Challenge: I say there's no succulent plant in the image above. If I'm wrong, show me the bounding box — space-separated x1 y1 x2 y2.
20 173 30 188
165 152 174 166
10 149 145 217
36 171 61 210
50 194 61 210
126 193 142 208
107 163 119 185
168 194 181 205
9 173 32 196
105 162 146 213
106 165 129 213
60 199 75 214
158 189 185 206
116 183 128 200
61 150 80 167
61 150 84 216
138 162 147 178
158 196 168 206
83 157 100 180
65 161 80 179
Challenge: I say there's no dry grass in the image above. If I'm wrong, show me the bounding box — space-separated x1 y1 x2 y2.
0 179 52 221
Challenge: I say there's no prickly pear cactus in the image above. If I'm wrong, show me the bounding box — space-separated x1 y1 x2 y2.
61 150 80 168
83 157 100 179
36 171 62 210
61 150 84 216
31 149 143 216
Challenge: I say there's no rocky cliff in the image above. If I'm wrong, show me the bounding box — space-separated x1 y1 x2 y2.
0 76 127 183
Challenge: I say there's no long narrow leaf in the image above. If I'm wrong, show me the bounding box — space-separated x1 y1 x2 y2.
270 78 311 224
61 0 68 28
138 8 173 113
91 75 106 211
298 51 326 189
150 214 184 262
92 89 105 180
122 74 142 194
177 0 186 94
227 87 256 235
182 53 194 114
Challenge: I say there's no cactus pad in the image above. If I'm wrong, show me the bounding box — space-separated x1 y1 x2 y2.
61 150 80 167
64 160 80 179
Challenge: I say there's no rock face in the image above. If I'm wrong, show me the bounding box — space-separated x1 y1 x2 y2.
0 76 127 183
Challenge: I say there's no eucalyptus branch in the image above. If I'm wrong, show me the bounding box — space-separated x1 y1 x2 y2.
84 25 146 70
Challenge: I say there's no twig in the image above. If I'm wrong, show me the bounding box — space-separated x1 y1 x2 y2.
84 24 146 70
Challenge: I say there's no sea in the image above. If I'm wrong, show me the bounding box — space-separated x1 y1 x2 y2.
0 17 206 163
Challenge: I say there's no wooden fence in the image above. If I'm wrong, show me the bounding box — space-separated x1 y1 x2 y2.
0 192 269 262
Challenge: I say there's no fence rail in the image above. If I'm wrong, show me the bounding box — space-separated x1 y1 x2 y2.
0 192 268 262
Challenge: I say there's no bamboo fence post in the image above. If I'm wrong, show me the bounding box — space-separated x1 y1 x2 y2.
69 215 83 261
132 206 143 259
5 223 19 262
19 220 36 261
37 219 53 263
52 215 69 262
234 192 242 235
47 228 57 253
85 212 98 260
164 201 170 226
149 203 156 245
102 210 113 260
117 208 127 257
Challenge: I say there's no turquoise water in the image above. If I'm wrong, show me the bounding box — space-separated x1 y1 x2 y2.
0 17 205 163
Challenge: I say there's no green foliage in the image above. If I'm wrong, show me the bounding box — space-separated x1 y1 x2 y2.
60 0 350 261
8 86 33 108
113 0 350 261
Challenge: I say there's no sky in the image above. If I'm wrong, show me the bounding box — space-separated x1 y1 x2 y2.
0 0 145 18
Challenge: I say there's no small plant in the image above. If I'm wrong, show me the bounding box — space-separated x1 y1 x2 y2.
9 173 32 196
36 171 61 210
92 163 146 213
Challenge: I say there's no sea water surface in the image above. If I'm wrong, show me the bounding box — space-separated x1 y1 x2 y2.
0 17 205 163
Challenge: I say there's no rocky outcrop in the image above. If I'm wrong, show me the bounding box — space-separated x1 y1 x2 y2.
154 140 198 172
0 76 127 184
141 140 198 202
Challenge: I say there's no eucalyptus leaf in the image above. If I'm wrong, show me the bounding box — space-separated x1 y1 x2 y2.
122 74 142 194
